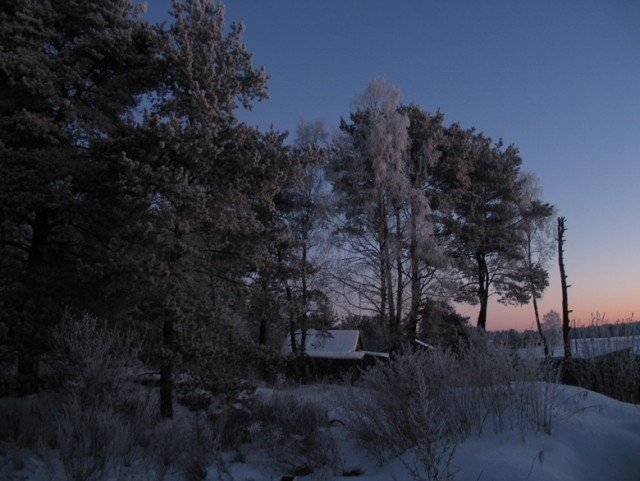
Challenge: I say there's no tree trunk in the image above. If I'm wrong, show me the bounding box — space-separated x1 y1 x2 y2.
258 279 269 345
258 318 268 345
300 240 309 354
532 293 549 357
27 212 50 271
384 227 396 336
476 251 489 330
16 211 51 394
285 280 298 354
160 318 174 419
407 211 420 340
378 193 387 324
557 217 572 359
395 205 403 330
527 234 549 356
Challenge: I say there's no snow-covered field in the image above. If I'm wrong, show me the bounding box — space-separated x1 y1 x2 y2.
519 335 640 359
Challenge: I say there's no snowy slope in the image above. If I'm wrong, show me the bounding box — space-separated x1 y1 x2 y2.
453 388 640 481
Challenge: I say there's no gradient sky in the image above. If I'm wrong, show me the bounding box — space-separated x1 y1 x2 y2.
145 1 640 331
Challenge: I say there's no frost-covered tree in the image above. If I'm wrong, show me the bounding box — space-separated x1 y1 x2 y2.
0 0 288 416
518 173 556 356
542 309 562 351
0 0 157 392
284 121 332 355
331 79 410 340
441 129 553 330
141 0 277 416
400 105 449 339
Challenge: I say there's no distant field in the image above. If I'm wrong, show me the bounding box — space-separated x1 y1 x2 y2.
519 335 640 358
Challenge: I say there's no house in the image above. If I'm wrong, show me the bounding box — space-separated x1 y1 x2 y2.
281 329 389 361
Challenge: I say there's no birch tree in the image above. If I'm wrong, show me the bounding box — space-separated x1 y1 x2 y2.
518 173 555 355
331 79 410 340
285 121 332 355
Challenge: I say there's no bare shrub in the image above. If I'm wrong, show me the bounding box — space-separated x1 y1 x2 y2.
339 342 562 480
48 315 141 403
146 418 190 480
44 316 159 481
447 337 561 435
56 393 132 481
393 374 458 481
339 354 458 480
249 393 339 475
180 413 228 481
140 409 233 481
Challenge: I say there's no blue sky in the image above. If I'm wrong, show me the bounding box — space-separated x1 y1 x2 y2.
145 0 640 330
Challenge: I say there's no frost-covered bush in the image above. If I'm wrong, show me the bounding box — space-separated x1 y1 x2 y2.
447 335 560 435
41 316 157 481
48 314 142 405
339 352 458 480
177 326 282 410
249 393 339 476
339 341 561 480
56 394 130 481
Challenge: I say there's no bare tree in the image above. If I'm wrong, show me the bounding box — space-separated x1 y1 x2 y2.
557 217 572 359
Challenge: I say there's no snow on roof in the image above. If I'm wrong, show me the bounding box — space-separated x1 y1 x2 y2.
282 329 362 357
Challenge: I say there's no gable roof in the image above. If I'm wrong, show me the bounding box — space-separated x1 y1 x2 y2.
282 329 360 355
281 329 389 360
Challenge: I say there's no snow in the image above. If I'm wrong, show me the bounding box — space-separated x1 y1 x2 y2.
3 384 639 481
518 335 640 359
282 329 361 355
453 388 640 481
236 384 640 481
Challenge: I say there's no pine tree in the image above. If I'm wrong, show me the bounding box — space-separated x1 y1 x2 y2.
401 105 448 340
441 130 553 330
135 0 273 417
0 0 156 392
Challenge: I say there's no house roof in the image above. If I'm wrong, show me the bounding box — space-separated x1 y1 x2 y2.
281 329 390 359
282 329 360 355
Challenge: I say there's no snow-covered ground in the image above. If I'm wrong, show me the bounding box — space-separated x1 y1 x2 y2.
2 383 639 481
227 384 640 481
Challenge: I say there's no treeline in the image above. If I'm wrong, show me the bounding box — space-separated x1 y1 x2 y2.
1 0 554 414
